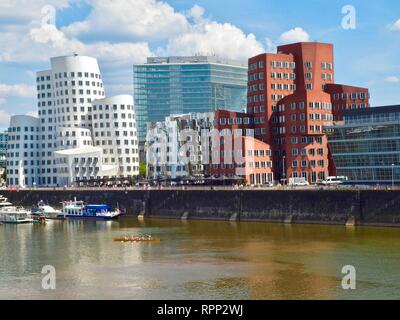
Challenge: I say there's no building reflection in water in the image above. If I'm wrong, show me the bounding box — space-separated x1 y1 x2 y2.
2 217 400 299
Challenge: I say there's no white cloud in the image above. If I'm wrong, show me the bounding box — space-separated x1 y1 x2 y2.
62 0 189 41
0 0 71 22
63 1 265 61
0 84 36 98
164 15 265 61
384 76 400 83
390 19 400 31
1 1 266 64
0 23 152 64
279 27 310 44
0 1 317 118
187 4 205 23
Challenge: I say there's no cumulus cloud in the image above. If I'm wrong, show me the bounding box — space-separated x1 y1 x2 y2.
187 4 205 23
0 84 36 98
279 27 310 44
0 23 152 64
384 76 400 83
62 0 189 41
0 0 316 118
390 19 400 31
0 1 283 65
62 1 265 61
0 0 70 22
164 10 264 61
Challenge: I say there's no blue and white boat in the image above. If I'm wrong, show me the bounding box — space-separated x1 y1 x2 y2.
58 199 121 220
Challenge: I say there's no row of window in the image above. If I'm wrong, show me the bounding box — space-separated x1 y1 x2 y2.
8 127 38 133
278 101 332 111
7 152 53 158
333 104 368 111
247 149 272 157
95 140 137 146
219 117 251 125
289 171 326 181
291 148 324 156
332 92 368 100
38 96 106 107
39 104 135 116
290 136 323 144
54 88 104 97
249 60 297 71
249 61 265 70
37 72 102 82
291 159 325 168
272 125 325 134
94 131 136 138
270 72 296 80
103 148 138 155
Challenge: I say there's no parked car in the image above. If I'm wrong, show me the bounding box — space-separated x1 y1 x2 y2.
288 177 309 186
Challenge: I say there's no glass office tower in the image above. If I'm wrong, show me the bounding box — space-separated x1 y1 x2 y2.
0 130 7 168
133 56 248 143
325 105 400 184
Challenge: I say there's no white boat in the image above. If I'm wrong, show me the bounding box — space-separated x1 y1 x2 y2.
0 195 13 207
0 196 33 224
0 207 33 224
31 200 62 219
58 199 121 220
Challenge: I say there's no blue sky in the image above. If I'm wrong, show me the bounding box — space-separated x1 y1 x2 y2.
0 0 399 129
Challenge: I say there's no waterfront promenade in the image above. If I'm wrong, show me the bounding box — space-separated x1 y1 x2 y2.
2 187 400 228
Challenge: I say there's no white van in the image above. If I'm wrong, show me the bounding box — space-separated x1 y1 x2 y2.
288 177 310 186
317 176 348 185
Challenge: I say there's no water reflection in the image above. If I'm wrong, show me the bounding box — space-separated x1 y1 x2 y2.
1 218 400 299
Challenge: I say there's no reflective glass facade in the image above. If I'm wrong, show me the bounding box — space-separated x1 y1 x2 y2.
326 105 400 184
0 131 7 167
133 56 248 142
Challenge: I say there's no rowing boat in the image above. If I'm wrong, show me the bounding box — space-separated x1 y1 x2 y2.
113 236 160 243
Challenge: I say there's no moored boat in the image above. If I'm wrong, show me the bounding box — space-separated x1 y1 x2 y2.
0 206 33 224
31 200 62 219
58 199 120 220
0 195 13 207
0 195 33 224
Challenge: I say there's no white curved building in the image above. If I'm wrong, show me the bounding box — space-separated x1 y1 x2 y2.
7 54 139 187
6 115 40 187
91 95 139 177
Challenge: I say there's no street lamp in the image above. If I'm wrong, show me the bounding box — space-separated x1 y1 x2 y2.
392 163 395 189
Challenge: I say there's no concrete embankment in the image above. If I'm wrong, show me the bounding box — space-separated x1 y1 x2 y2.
2 189 400 227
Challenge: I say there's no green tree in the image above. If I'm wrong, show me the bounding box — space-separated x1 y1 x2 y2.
139 162 147 178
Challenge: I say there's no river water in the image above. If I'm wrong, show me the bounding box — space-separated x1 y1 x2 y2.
1 218 400 300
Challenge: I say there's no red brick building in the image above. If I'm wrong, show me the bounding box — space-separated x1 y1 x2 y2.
212 42 370 184
325 84 369 121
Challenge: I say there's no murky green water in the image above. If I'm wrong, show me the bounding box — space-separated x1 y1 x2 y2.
1 218 400 300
